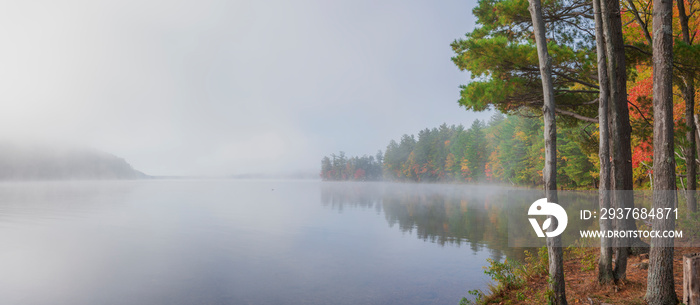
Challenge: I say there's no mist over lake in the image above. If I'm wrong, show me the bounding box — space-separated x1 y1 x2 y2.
0 180 520 305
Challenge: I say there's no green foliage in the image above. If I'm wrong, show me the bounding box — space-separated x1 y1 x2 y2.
484 258 525 290
580 253 596 271
451 0 598 120
673 40 700 69
545 287 555 305
331 111 597 188
557 127 597 188
522 246 549 278
460 247 549 304
460 290 485 305
320 151 383 181
466 120 488 181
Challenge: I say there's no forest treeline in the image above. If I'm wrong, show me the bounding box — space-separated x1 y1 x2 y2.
382 114 597 187
321 112 599 189
320 151 384 181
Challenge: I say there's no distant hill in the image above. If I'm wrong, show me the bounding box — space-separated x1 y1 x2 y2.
0 143 148 180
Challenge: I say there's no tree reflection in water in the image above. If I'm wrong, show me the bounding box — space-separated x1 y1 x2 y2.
320 182 541 262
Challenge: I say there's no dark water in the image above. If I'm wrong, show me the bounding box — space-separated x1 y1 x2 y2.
0 180 518 305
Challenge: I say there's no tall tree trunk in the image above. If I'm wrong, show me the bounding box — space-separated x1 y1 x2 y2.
593 0 614 284
601 0 637 279
678 0 697 214
528 0 567 303
645 0 678 302
695 114 700 164
684 78 696 212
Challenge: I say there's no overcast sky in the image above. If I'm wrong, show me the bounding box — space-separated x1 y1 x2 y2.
0 0 492 177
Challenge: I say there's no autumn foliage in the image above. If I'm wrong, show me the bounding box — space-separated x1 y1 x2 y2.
321 0 700 191
323 113 599 189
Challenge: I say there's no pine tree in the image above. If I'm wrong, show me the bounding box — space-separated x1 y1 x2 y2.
645 0 678 302
528 0 567 302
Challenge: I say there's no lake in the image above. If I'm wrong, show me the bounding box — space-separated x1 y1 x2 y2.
0 180 522 305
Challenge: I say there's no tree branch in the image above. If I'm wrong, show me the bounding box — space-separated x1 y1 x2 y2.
627 100 653 127
555 89 600 94
624 44 651 56
624 44 699 71
555 98 599 106
552 71 600 89
624 0 653 45
555 108 598 122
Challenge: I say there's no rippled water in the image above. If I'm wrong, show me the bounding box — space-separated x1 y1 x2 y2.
0 180 514 305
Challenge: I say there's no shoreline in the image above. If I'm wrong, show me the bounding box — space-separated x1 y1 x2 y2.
474 245 700 304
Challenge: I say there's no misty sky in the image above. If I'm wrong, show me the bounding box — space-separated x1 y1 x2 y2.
0 0 492 176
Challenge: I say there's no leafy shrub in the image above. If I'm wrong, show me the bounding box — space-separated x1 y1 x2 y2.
521 247 548 278
459 290 484 305
460 247 548 304
484 258 524 290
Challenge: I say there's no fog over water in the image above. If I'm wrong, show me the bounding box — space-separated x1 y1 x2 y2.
0 180 518 305
0 2 512 304
0 0 492 177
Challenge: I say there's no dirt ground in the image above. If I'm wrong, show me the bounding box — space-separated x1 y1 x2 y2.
488 246 700 304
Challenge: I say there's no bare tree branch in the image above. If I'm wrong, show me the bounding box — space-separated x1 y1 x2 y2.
624 0 653 45
552 71 600 89
627 100 653 127
555 108 598 122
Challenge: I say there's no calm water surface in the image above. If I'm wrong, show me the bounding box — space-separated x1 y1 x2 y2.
0 180 518 305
